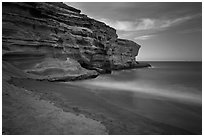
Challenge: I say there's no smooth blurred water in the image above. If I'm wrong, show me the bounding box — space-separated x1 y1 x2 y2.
68 61 202 134
76 62 202 105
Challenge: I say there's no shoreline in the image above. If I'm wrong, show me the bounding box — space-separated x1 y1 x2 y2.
3 61 201 135
2 61 108 135
2 2 201 135
3 80 108 135
6 76 196 135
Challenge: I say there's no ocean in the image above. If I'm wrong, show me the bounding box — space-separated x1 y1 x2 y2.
8 61 202 134
70 61 202 134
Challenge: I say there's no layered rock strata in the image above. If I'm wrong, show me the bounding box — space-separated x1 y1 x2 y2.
2 2 146 81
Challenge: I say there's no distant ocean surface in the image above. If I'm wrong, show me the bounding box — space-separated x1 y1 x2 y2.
77 61 202 104
69 61 202 133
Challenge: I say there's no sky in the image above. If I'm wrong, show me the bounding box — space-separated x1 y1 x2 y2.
66 2 202 61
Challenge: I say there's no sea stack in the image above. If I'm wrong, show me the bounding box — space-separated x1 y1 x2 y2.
2 2 149 81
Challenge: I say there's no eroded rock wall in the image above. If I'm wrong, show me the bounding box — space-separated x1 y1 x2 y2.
108 39 141 69
2 2 141 80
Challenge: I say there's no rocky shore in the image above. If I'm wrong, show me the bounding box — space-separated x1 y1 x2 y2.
2 2 152 135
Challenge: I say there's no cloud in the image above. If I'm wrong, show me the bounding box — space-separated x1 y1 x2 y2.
134 35 155 40
99 14 200 32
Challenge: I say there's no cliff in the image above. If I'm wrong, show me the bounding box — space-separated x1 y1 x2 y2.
2 2 147 81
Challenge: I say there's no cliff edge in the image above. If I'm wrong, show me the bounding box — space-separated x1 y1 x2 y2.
2 2 149 81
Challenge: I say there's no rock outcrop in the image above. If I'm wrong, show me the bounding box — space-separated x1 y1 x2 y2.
2 2 147 81
108 39 141 70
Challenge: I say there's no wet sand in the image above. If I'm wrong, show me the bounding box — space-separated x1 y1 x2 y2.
3 60 201 134
7 77 200 134
2 80 108 135
2 61 108 135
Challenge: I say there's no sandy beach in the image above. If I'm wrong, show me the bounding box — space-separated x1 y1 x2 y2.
2 61 108 135
3 61 201 135
4 77 197 135
2 2 202 135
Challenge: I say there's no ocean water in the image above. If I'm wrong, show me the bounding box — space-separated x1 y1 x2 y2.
70 61 202 134
76 62 202 104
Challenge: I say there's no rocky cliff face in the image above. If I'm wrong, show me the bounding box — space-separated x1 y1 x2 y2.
2 2 142 81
